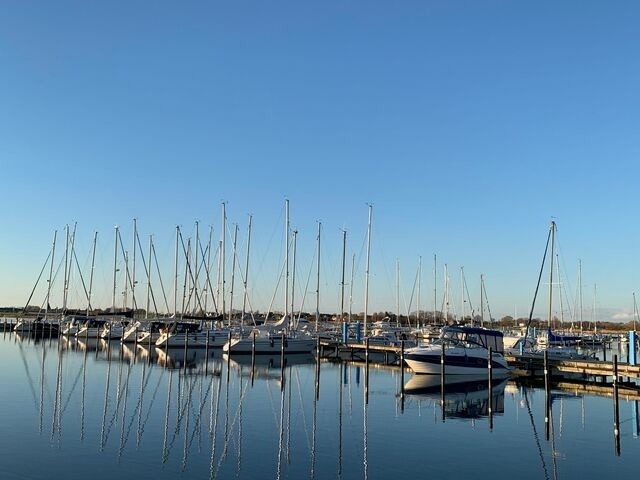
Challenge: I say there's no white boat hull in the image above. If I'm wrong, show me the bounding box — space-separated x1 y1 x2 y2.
223 336 315 354
155 329 231 348
404 345 510 375
76 326 106 338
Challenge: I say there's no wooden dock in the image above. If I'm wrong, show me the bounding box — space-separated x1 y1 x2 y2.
319 340 640 383
506 354 640 380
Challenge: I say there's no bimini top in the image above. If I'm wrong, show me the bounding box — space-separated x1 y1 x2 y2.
440 325 505 353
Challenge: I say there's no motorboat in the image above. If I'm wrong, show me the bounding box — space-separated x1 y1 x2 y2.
403 325 511 375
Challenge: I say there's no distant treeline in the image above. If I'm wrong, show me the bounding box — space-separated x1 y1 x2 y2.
2 306 636 332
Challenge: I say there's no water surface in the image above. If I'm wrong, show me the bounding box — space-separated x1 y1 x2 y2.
1 331 638 480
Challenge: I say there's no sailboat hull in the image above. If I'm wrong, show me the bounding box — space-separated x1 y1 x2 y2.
223 336 316 355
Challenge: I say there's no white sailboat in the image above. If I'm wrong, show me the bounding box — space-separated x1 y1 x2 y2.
224 200 315 355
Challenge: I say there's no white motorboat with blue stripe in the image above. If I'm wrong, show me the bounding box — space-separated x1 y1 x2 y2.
404 325 511 375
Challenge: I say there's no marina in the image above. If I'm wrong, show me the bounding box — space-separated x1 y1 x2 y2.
2 319 639 479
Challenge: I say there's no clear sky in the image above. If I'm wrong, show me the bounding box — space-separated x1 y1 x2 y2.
2 1 640 324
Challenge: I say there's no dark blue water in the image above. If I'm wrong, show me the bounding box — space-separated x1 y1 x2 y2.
1 330 638 480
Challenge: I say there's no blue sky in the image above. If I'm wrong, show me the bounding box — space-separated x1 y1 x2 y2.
1 1 640 323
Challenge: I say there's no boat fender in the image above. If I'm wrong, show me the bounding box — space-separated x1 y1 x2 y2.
270 338 274 348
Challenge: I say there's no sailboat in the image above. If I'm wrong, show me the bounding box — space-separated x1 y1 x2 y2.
223 200 315 355
522 221 594 360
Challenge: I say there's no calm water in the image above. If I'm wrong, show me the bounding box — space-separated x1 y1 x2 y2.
1 330 639 480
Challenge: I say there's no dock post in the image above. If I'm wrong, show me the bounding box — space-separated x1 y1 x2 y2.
183 330 189 372
315 335 321 400
204 330 210 376
544 350 550 441
280 333 286 381
440 342 446 422
613 354 620 455
488 347 494 430
356 321 361 343
365 337 370 404
227 331 232 382
629 331 637 366
400 340 405 412
488 346 493 383
400 340 405 392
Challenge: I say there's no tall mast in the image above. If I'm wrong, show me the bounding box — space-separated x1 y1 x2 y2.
112 225 119 313
284 199 289 319
173 226 179 317
204 226 213 314
315 221 321 333
87 231 97 315
396 259 400 327
480 274 484 327
62 224 70 312
221 202 227 325
417 256 422 326
291 229 298 325
68 222 78 311
578 259 583 335
123 250 129 310
340 230 347 322
460 267 465 323
444 263 449 324
132 218 137 313
229 223 238 326
433 254 437 324
146 235 152 319
194 220 199 313
216 240 223 316
242 215 253 326
348 253 355 323
547 221 556 329
181 238 190 317
45 230 57 319
363 204 372 336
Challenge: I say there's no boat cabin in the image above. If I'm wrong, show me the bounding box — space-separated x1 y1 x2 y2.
166 322 200 334
440 326 504 354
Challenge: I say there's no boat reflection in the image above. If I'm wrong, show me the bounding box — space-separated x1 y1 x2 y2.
403 374 508 420
226 353 316 387
226 352 316 369
155 347 224 374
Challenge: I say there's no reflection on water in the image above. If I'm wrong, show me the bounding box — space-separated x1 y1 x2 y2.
403 374 508 420
2 333 640 480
